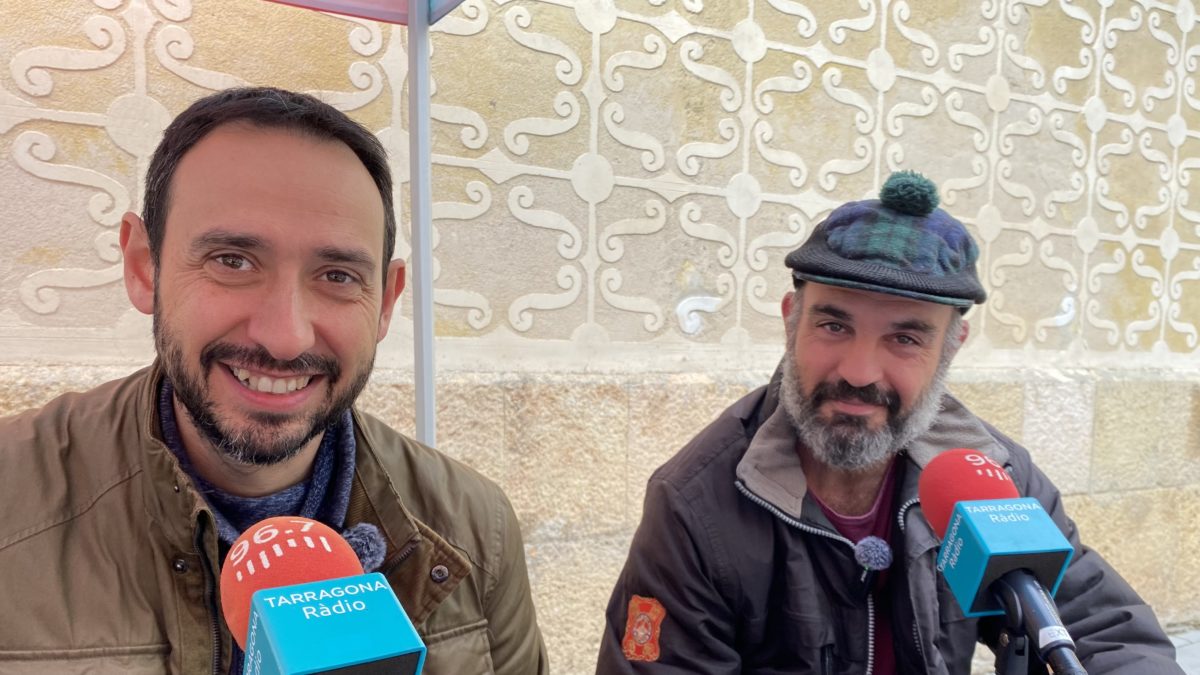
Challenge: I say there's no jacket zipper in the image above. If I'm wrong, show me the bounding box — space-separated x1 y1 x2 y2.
735 480 875 675
896 498 918 535
896 497 928 665
380 539 420 576
912 623 925 665
865 594 876 675
194 525 222 675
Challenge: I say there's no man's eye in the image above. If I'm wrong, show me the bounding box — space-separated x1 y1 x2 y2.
822 322 846 334
215 254 249 270
325 270 356 284
896 335 919 346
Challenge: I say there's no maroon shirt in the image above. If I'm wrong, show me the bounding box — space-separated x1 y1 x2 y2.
810 459 898 675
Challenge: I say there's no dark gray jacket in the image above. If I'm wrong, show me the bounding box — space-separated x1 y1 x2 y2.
597 374 1181 674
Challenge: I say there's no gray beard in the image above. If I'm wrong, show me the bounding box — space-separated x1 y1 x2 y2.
778 353 949 472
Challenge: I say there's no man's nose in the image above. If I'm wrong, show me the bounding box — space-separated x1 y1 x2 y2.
246 281 315 363
836 338 884 389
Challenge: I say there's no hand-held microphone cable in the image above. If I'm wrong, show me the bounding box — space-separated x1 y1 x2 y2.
220 516 426 674
918 449 1087 675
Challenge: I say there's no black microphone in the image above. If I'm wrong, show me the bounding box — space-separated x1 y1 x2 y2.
992 570 1086 675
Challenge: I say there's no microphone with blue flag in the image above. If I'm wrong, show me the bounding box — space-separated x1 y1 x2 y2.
919 449 1085 675
220 516 426 674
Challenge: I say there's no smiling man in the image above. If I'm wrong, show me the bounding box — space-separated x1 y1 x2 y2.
0 88 547 675
597 172 1182 674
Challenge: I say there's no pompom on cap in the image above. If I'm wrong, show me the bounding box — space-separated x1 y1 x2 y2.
879 170 939 216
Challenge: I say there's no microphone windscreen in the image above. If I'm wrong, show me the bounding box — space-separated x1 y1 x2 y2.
853 535 893 571
219 517 364 648
918 448 1019 538
342 521 387 572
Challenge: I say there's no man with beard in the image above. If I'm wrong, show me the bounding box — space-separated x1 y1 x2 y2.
0 87 547 675
597 172 1181 674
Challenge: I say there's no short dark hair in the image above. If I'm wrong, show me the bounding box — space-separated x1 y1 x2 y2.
142 87 395 273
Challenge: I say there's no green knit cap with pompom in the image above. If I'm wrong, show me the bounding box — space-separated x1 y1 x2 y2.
879 170 939 216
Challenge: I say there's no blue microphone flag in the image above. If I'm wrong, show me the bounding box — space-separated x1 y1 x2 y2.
243 572 426 674
936 497 1074 617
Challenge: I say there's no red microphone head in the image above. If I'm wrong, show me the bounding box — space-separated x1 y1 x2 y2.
918 448 1020 539
219 517 363 648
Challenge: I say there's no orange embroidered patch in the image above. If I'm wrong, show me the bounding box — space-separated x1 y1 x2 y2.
621 595 666 662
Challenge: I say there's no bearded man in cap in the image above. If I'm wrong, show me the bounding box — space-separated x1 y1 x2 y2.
596 172 1181 674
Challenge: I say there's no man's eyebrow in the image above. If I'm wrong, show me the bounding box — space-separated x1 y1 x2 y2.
892 319 938 336
190 231 267 254
315 246 376 272
809 303 853 322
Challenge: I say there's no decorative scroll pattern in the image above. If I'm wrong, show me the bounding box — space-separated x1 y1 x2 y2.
1 0 1198 359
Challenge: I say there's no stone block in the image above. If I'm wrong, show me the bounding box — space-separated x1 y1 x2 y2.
358 374 508 488
504 377 629 542
1062 490 1184 622
525 534 632 675
1091 381 1200 492
627 374 754 527
946 379 1024 444
432 376 509 487
1169 486 1200 627
0 365 143 417
1022 378 1093 495
356 379 416 435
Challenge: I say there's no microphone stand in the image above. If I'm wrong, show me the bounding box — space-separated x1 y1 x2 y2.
992 580 1088 675
993 582 1030 675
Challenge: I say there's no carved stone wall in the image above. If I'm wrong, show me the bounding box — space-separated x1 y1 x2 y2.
2 0 1198 671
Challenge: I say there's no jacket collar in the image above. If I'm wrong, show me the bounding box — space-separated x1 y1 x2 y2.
137 362 214 553
735 366 1012 524
735 406 811 522
347 409 471 625
903 394 1011 469
135 362 469 625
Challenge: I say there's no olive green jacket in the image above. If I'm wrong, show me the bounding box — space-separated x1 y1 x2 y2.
0 363 548 675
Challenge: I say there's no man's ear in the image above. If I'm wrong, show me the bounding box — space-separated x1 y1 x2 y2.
780 291 794 330
376 259 407 342
120 212 154 315
945 317 971 359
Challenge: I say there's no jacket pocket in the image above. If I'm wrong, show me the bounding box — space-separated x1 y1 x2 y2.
421 618 495 675
777 608 833 647
744 609 834 672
